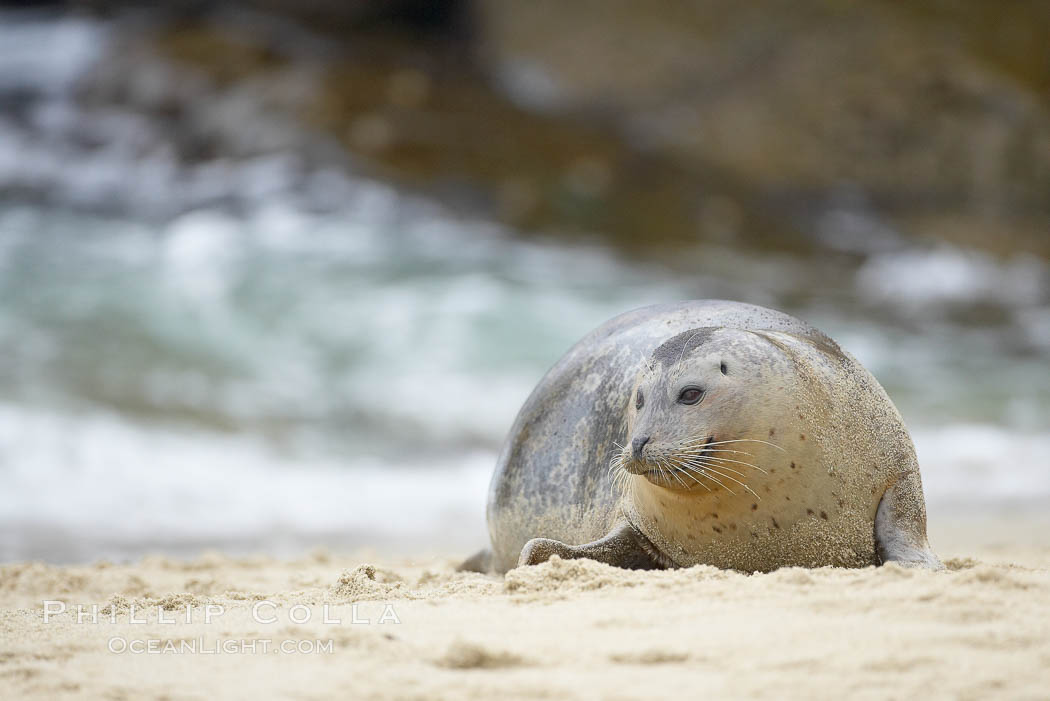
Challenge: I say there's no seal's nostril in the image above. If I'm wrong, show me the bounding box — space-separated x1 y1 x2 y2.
632 435 650 458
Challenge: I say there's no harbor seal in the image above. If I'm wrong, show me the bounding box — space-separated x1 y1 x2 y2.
464 300 941 574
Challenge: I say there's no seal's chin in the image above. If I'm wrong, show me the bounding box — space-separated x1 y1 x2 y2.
622 459 651 476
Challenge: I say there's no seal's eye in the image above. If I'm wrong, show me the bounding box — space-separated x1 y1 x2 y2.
635 390 644 410
677 387 705 405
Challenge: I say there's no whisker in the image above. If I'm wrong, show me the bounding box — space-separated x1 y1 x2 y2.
702 438 787 452
675 447 755 457
670 443 767 474
660 457 689 489
682 458 749 479
688 455 768 475
607 447 626 473
677 464 758 499
684 461 763 500
676 467 708 490
676 437 776 454
679 465 736 495
666 458 714 491
662 451 761 494
695 465 761 500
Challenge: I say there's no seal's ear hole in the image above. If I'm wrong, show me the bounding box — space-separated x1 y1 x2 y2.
720 362 728 375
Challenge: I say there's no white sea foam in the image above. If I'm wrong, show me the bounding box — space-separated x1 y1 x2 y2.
912 425 1050 506
0 404 492 562
856 246 1048 311
0 16 106 94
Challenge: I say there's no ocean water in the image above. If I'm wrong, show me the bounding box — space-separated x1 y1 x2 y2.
1 13 1048 562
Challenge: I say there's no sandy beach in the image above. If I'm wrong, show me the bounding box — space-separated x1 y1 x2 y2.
3 514 1049 701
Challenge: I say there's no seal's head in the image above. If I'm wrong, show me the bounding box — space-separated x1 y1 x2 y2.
615 326 794 495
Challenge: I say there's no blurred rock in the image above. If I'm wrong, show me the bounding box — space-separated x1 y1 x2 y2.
32 0 1050 259
68 0 471 37
476 0 1050 257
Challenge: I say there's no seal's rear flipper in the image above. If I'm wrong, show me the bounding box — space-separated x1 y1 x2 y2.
457 548 493 573
517 521 670 570
875 472 943 570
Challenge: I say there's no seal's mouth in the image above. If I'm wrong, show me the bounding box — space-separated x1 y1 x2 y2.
696 434 714 455
622 460 649 476
623 436 714 477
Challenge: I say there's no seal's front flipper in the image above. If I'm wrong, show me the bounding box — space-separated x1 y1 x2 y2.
875 472 943 570
517 521 668 570
457 548 493 573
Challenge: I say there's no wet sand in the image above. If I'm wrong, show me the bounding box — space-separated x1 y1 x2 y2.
2 517 1049 700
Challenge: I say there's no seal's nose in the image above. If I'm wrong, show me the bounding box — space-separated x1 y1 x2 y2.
631 435 650 459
